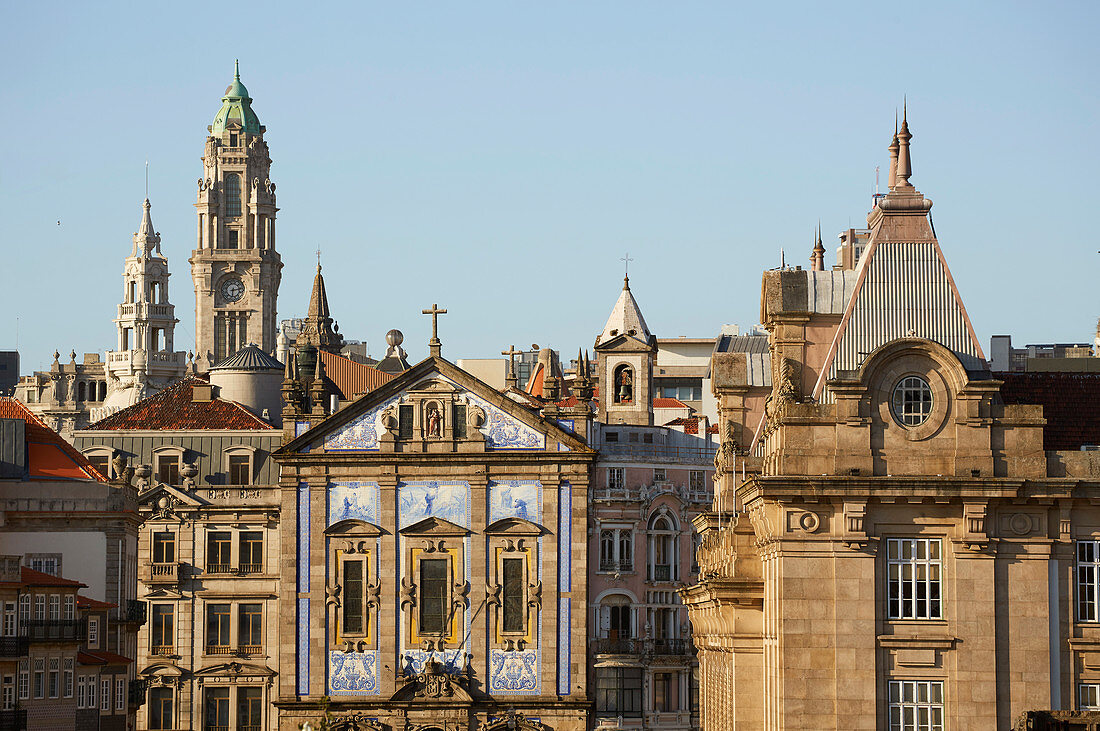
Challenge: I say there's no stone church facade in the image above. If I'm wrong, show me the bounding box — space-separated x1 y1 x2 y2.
683 116 1100 729
274 355 595 731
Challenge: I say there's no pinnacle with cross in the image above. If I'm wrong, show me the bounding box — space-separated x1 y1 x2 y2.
422 304 447 357
502 344 523 387
621 252 634 289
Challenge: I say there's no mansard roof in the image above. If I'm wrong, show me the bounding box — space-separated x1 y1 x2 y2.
89 376 273 431
0 398 107 482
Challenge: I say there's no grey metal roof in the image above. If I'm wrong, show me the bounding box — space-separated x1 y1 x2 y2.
715 334 769 355
807 270 858 314
210 344 284 372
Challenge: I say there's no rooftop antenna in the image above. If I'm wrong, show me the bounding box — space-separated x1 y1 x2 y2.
145 160 149 198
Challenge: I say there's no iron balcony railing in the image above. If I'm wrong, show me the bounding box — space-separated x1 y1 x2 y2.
206 563 233 575
593 638 694 656
594 638 642 654
652 565 672 581
150 645 174 657
599 444 716 464
121 599 146 624
598 559 634 573
650 638 692 655
25 619 85 642
0 636 29 657
237 564 263 575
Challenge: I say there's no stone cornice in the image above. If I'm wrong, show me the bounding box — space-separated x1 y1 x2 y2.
736 475 1100 505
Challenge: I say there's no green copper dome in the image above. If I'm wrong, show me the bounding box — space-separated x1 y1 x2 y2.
211 60 262 136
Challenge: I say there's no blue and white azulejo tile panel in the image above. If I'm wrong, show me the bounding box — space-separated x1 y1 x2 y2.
323 394 401 451
397 481 471 529
488 480 542 524
463 391 545 450
327 481 381 525
402 648 467 675
489 648 539 694
328 650 380 695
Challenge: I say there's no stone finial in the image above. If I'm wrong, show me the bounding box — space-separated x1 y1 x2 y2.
810 222 825 272
888 111 900 190
895 101 913 188
69 350 77 363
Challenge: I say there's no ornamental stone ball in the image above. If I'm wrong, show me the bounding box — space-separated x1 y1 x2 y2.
386 329 404 348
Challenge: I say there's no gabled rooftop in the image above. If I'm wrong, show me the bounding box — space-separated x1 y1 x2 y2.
88 376 273 431
0 398 107 481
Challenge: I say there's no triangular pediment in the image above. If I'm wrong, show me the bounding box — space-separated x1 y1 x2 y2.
276 356 593 455
484 517 545 536
399 516 470 537
138 483 204 508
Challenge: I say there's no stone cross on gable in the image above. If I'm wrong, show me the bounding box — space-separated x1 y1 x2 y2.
422 304 447 358
502 345 523 388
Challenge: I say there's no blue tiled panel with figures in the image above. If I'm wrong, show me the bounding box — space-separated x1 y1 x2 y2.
328 481 381 525
488 480 542 524
323 394 400 451
397 480 471 528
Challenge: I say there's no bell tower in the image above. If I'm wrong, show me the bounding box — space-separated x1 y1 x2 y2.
593 274 657 425
191 61 282 369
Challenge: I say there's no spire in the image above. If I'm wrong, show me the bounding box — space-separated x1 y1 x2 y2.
211 60 262 135
895 101 913 188
597 275 651 345
133 198 161 256
298 261 343 355
810 221 825 271
888 112 900 190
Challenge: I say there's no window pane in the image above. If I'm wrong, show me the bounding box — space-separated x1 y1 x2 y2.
502 558 524 633
343 560 364 634
419 559 449 634
228 454 250 485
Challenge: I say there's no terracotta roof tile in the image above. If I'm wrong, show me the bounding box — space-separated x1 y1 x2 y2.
0 399 106 481
998 372 1100 451
77 595 116 610
319 350 394 400
664 416 700 435
89 377 273 431
78 650 133 666
653 397 690 409
21 567 86 588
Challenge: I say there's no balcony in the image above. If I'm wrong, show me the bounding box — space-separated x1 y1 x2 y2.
0 709 27 731
599 443 716 465
238 645 262 657
598 559 633 573
652 565 672 582
205 564 233 575
128 678 147 708
237 564 262 575
206 644 234 655
594 638 642 654
26 619 85 642
150 645 175 657
0 636 28 657
121 599 146 625
146 562 182 585
650 638 692 656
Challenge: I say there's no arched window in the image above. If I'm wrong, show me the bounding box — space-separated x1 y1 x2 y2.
223 174 242 218
648 511 678 582
98 381 107 401
77 382 86 402
599 530 615 569
599 594 633 641
613 364 634 404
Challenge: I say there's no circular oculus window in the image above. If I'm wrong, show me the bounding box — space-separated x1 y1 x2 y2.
891 375 933 427
220 277 245 303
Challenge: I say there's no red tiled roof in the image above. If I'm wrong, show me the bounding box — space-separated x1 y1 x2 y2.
998 372 1100 451
77 595 116 610
0 399 106 482
21 567 86 588
664 417 700 435
653 397 689 409
89 377 273 431
78 650 133 666
526 364 546 397
706 423 719 434
319 350 394 400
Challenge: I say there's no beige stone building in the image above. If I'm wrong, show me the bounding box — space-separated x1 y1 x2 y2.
273 346 595 731
683 116 1100 729
191 62 282 369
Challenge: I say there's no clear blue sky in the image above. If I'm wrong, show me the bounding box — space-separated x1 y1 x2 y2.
2 2 1098 373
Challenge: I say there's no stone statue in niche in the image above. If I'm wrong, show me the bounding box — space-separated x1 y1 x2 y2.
427 407 441 437
617 368 633 404
65 375 77 402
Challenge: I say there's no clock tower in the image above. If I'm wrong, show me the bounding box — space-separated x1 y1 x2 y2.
190 61 282 369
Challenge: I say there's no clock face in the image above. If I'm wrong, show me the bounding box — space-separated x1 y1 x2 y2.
220 277 245 303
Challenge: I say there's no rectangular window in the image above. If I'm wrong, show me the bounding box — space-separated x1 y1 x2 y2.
238 687 263 730
204 686 230 730
653 468 666 482
30 555 60 577
206 604 232 651
88 617 99 647
419 559 449 634
86 453 110 479
157 454 180 485
605 431 619 443
116 676 125 710
18 595 29 623
1081 682 1100 710
63 658 73 698
17 663 27 700
596 667 643 716
101 677 110 711
77 674 86 708
153 532 176 564
452 404 467 439
34 595 45 620
0 678 9 710
48 658 59 698
48 594 60 620
238 604 262 651
88 674 96 708
399 405 414 439
654 671 676 711
888 680 944 731
63 595 74 620
226 229 239 249
1079 541 1100 621
207 532 232 573
608 468 625 491
33 658 44 698
502 558 524 633
149 686 174 729
228 453 251 485
151 605 174 652
689 470 705 491
342 560 364 635
3 602 14 636
239 532 263 574
887 538 942 620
